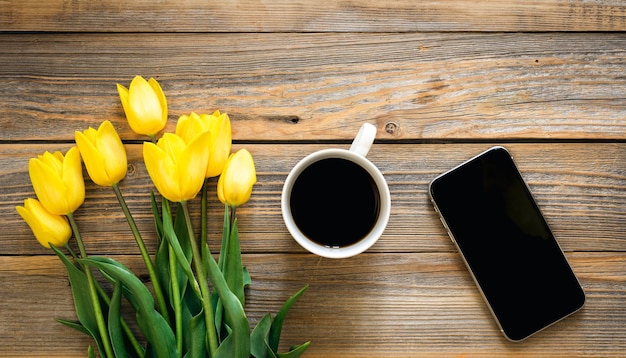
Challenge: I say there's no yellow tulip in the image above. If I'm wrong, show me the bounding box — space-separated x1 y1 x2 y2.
75 120 127 186
117 76 168 137
217 149 256 207
29 147 85 215
143 131 211 202
16 198 72 249
175 110 232 178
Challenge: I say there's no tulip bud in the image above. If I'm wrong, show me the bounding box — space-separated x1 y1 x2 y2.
175 110 232 178
16 198 72 249
29 147 85 215
75 120 127 186
117 76 168 137
217 149 256 207
143 132 211 202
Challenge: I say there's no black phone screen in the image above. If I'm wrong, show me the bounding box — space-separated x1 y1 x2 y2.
429 146 585 341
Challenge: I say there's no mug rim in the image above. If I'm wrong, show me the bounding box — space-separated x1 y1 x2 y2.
281 148 391 259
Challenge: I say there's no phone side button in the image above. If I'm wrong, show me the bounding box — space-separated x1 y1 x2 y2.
438 218 455 242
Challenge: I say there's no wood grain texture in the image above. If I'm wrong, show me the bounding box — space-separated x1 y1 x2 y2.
1 0 625 32
3 143 624 256
1 33 625 141
1 0 625 356
0 253 624 357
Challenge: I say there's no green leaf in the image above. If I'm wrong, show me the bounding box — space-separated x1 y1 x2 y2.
243 267 252 287
50 245 105 357
89 256 141 310
276 341 311 358
181 282 202 319
250 314 275 358
172 202 194 301
202 240 226 342
269 285 309 352
144 343 157 358
225 217 245 306
205 254 250 358
154 230 173 305
173 202 193 263
184 309 208 358
88 345 96 358
153 194 173 304
213 331 234 358
79 257 178 358
214 205 231 339
56 319 90 336
178 284 203 357
162 199 200 298
108 280 127 358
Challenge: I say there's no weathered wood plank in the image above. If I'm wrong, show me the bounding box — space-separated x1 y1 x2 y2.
2 143 624 255
1 33 624 141
1 0 625 32
0 252 623 356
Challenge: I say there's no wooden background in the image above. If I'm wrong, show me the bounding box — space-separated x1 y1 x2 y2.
1 1 625 356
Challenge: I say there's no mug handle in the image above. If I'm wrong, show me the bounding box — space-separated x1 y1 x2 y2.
349 123 377 157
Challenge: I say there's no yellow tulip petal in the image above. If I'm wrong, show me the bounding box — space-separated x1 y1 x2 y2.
175 112 207 144
62 147 85 213
29 157 70 215
123 76 164 135
148 77 168 126
206 113 232 178
178 131 211 201
76 130 111 186
83 127 98 142
144 141 182 202
158 133 187 159
96 121 127 184
39 151 63 173
117 83 130 115
17 198 71 249
175 114 192 140
217 171 226 204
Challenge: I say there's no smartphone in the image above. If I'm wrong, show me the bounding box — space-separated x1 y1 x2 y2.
428 146 585 341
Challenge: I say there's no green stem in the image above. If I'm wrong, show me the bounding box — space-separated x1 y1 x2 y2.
112 183 170 324
64 244 78 261
169 245 183 357
181 201 219 356
230 206 237 232
218 204 230 272
67 212 115 358
201 179 209 276
220 205 237 272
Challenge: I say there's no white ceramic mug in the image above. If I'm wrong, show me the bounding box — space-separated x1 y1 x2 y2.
281 123 391 258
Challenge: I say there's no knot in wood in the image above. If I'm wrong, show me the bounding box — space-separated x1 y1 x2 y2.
384 121 400 136
126 163 136 177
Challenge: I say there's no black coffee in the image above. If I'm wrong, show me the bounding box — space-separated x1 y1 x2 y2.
289 157 380 247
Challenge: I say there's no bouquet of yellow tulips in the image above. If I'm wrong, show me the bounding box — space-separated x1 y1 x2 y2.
16 76 309 358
